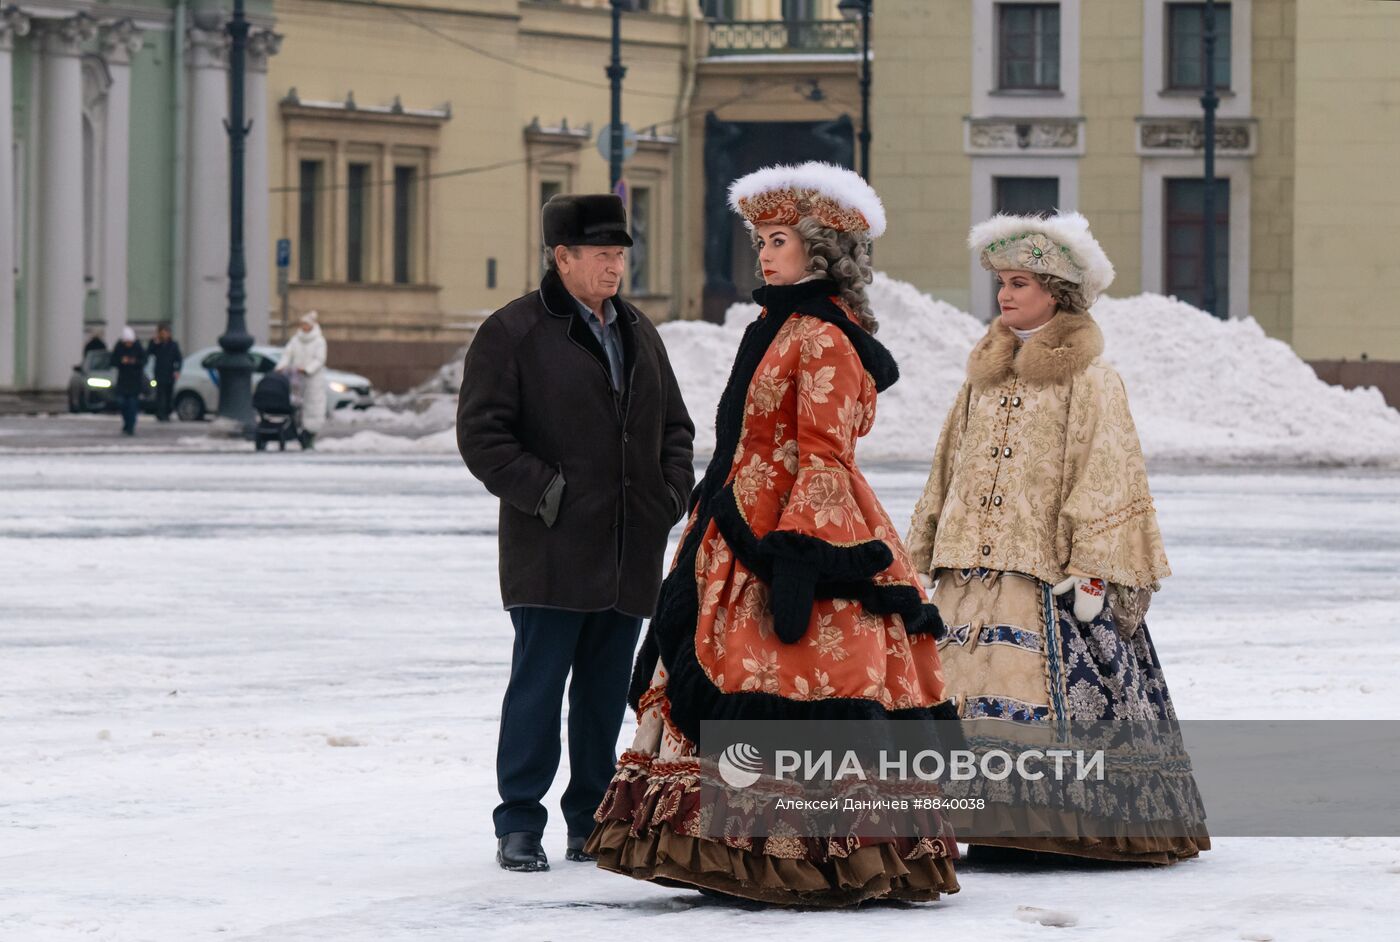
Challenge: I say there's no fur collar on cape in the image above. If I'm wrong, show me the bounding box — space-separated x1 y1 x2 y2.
966 312 1104 389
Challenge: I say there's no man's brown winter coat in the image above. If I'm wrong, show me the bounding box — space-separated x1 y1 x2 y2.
457 270 695 617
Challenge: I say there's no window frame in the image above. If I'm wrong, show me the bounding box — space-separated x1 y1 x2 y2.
629 184 654 295
345 161 372 284
296 156 327 282
994 175 1061 218
1163 176 1231 314
1165 2 1233 92
996 2 1062 92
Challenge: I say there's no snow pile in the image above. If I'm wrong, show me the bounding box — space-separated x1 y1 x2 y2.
1093 294 1400 466
318 426 457 454
326 394 457 436
669 273 983 461
675 275 1400 467
320 273 1400 468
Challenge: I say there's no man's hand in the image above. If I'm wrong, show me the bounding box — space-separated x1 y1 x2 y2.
1052 576 1106 623
536 472 565 528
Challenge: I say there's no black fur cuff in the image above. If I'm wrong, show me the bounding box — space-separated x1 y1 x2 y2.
758 528 893 582
904 602 946 639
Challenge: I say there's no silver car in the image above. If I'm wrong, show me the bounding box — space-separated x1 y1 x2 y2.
66 348 159 413
173 345 374 421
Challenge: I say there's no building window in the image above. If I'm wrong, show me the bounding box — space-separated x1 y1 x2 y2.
393 166 416 285
539 179 563 277
995 176 1059 217
997 3 1061 91
298 160 322 281
630 186 652 294
346 162 370 284
782 0 818 21
1165 178 1229 313
1167 3 1231 90
702 0 737 18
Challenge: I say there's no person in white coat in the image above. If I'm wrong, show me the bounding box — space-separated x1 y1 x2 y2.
279 310 329 448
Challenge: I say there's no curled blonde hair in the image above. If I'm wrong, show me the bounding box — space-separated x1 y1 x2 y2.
1031 272 1090 315
751 219 878 333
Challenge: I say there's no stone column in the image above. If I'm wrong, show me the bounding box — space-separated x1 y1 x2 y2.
36 13 96 390
245 28 281 344
184 24 229 351
0 7 31 388
98 18 142 343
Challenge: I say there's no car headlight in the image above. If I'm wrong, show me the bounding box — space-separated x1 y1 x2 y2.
86 377 112 389
149 379 158 387
329 381 348 393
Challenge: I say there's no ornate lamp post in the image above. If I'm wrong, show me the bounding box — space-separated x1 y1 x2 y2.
216 0 255 426
606 0 633 192
1200 0 1221 319
838 0 872 181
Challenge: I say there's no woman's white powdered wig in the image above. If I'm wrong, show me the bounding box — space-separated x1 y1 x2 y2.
969 211 1116 306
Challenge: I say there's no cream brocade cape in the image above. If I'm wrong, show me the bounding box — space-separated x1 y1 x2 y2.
906 312 1170 589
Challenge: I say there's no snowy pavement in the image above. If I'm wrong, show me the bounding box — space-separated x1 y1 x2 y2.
2 454 1399 941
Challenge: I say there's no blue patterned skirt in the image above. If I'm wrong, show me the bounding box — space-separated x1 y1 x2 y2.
930 568 1210 864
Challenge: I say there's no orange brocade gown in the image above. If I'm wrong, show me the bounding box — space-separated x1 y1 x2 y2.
585 279 961 907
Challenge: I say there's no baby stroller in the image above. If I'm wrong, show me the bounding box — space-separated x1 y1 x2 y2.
252 370 305 451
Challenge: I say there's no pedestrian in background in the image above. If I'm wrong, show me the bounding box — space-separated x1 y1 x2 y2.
278 311 328 449
110 327 146 436
146 323 183 422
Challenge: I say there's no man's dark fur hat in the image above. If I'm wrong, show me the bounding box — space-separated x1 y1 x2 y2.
542 193 633 248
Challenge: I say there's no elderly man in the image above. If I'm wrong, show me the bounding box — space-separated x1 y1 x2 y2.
457 194 695 873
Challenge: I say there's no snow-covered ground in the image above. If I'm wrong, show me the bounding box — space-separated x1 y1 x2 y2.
3 454 1399 941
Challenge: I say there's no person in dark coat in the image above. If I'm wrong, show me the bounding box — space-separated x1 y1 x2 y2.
84 331 107 354
457 193 695 874
146 323 183 422
110 327 146 436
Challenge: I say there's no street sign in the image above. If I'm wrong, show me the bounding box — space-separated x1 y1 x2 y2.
596 123 638 164
276 238 291 269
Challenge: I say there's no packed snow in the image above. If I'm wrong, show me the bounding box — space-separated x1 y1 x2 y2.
3 453 1400 940
320 274 1400 468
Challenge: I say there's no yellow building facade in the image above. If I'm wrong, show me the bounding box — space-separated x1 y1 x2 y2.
266 0 1400 398
265 0 696 386
873 0 1400 401
265 0 865 387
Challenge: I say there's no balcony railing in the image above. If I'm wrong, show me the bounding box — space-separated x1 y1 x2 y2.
705 19 860 57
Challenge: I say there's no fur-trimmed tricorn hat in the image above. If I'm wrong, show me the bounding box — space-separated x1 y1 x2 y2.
728 161 887 239
969 211 1115 306
542 193 634 248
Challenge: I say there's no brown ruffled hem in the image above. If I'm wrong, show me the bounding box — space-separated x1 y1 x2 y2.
953 803 1210 865
586 819 960 908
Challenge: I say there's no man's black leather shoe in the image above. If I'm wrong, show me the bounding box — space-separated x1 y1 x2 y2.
497 831 549 872
565 834 596 862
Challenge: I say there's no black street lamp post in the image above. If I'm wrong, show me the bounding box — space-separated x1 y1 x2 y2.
607 0 630 192
217 0 255 426
839 0 873 181
1200 0 1221 319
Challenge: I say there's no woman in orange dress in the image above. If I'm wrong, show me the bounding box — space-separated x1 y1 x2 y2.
585 162 961 906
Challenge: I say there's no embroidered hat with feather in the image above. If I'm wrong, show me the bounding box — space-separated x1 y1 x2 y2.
969 211 1115 306
728 161 887 239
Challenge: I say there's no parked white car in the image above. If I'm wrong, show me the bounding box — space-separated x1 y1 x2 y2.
173 345 374 421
